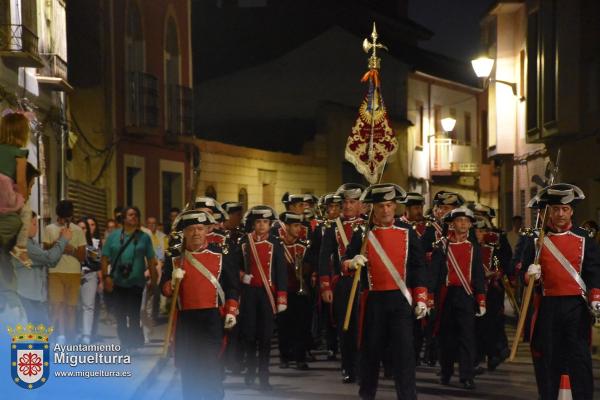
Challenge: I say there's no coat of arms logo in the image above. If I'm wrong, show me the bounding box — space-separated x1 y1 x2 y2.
8 323 53 390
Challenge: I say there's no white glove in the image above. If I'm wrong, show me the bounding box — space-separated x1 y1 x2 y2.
171 268 185 288
527 263 541 280
414 302 427 320
224 314 237 329
277 304 287 313
476 306 486 317
242 273 253 285
349 254 368 271
591 301 600 318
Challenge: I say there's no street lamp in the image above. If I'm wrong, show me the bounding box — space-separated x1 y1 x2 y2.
470 56 519 98
441 117 456 133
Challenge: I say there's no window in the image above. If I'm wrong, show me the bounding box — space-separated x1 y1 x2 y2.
541 0 557 125
464 111 472 145
165 16 181 137
434 105 442 134
416 101 424 147
519 49 526 99
238 187 248 211
526 11 539 134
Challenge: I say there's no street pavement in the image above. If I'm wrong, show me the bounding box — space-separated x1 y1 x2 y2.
120 322 600 400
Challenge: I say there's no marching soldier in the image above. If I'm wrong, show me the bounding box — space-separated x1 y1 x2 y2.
430 207 486 390
319 183 366 383
315 193 342 361
161 210 240 400
422 191 466 253
239 206 288 390
343 183 428 400
222 201 245 243
273 193 313 240
194 197 230 245
277 212 312 370
523 184 600 400
399 192 427 238
473 216 510 371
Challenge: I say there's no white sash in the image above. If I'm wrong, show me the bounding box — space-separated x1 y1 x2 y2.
335 218 350 248
446 246 474 296
542 236 587 294
184 252 225 306
367 231 413 306
247 234 277 313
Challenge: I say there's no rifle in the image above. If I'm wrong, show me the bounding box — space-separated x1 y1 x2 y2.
509 149 560 361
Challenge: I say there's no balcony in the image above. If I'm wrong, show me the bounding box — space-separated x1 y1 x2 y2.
430 137 453 174
125 71 159 132
0 24 43 67
165 84 193 143
36 53 73 92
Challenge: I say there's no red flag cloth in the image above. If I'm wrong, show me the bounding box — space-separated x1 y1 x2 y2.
345 69 397 184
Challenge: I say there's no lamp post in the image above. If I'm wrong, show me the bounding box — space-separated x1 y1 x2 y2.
441 117 456 134
471 56 520 98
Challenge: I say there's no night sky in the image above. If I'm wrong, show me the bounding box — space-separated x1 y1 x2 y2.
408 0 496 62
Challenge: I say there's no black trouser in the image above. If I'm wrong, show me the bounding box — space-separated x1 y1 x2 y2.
278 292 312 363
413 316 425 362
359 291 416 400
178 308 224 400
321 299 338 355
423 308 438 365
439 286 476 381
333 276 358 376
112 285 144 349
531 296 593 400
241 286 275 381
481 283 508 362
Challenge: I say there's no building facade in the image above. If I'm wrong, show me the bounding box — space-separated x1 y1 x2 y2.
67 0 194 228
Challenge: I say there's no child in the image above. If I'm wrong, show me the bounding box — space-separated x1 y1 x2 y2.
0 111 33 267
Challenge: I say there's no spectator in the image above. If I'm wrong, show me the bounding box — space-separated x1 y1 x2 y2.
143 216 167 263
506 215 523 250
44 200 86 344
101 206 158 351
14 212 71 325
86 216 101 242
165 207 181 235
114 206 124 228
77 218 101 344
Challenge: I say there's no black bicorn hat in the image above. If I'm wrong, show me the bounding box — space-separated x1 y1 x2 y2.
335 183 366 200
432 190 465 207
175 210 217 231
443 206 476 223
194 197 229 222
279 212 304 224
320 193 342 206
283 193 315 205
473 215 492 230
243 205 277 231
528 183 585 208
360 183 407 204
222 201 243 214
403 192 425 207
467 202 496 219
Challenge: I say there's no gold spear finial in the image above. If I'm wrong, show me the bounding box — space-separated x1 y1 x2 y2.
362 22 388 70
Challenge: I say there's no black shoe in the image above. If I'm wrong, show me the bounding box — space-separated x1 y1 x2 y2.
428 359 437 367
474 366 485 376
279 361 289 369
342 374 356 384
439 376 451 385
326 350 337 361
244 375 255 386
259 380 272 391
296 361 309 370
461 379 476 390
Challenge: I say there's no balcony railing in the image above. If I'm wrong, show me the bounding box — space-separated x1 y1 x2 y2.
166 84 193 141
126 71 159 129
0 24 43 67
36 53 72 91
430 137 453 173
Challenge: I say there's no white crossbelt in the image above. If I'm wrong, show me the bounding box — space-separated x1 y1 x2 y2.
446 246 474 296
542 236 587 294
335 217 350 248
367 231 413 306
247 234 277 314
184 251 225 306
